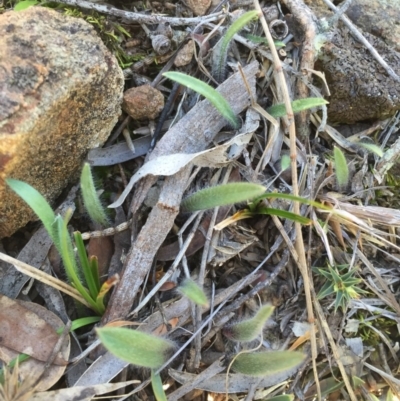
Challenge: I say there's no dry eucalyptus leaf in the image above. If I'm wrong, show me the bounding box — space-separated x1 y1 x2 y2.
0 295 70 391
0 295 67 365
109 131 253 208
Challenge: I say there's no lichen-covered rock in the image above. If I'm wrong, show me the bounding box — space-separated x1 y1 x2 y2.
317 23 400 124
0 7 124 238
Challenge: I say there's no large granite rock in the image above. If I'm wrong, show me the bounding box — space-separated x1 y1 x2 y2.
0 7 124 238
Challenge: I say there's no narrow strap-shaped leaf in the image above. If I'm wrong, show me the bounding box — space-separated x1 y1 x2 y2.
163 72 240 128
267 97 328 118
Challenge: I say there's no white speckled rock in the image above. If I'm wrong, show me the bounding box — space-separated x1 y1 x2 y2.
0 6 124 237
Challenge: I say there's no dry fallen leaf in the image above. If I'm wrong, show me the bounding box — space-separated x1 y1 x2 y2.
0 295 70 391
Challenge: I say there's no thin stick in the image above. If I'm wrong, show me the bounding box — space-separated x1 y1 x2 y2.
252 0 320 399
48 0 225 26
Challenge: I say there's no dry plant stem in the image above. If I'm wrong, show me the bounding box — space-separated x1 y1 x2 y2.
321 0 400 82
102 62 259 323
280 0 317 140
313 296 358 401
0 252 91 308
48 0 225 26
253 0 320 398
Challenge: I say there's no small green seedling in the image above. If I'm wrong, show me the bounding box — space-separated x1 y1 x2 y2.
96 327 175 369
163 71 239 128
313 263 367 312
232 350 306 377
178 279 209 307
222 304 274 342
7 164 114 315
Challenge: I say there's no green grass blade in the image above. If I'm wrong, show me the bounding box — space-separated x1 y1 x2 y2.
163 71 239 128
178 279 209 307
255 207 312 225
89 255 101 292
232 351 306 377
181 183 266 212
80 163 109 226
333 146 349 189
151 370 168 401
6 179 57 242
96 327 175 369
266 98 328 118
74 231 99 298
56 216 100 313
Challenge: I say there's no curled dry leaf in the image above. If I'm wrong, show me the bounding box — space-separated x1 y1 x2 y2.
0 295 70 391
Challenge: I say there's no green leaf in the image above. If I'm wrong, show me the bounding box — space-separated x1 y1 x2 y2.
280 154 291 171
181 182 266 212
56 316 100 334
232 351 306 377
244 34 285 48
80 163 109 226
213 11 259 82
223 304 274 342
6 179 57 243
74 231 100 298
163 72 239 128
96 327 175 369
333 146 349 188
356 142 383 157
266 98 329 118
151 370 168 401
14 0 38 11
265 396 294 401
255 207 312 225
178 279 209 307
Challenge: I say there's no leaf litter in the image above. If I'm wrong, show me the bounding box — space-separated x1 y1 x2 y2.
1 0 400 400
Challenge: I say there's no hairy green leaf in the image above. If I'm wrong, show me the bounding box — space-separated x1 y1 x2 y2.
163 71 239 128
80 163 109 226
232 351 306 377
6 179 57 242
267 98 328 118
182 182 266 212
178 279 209 307
223 304 274 342
333 146 349 188
213 11 259 82
96 327 175 369
356 142 383 157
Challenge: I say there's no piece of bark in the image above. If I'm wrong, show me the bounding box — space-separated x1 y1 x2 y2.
102 61 259 323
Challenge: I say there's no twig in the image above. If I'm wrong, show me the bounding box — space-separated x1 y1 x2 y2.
280 0 318 140
253 0 320 399
321 0 400 82
49 0 225 26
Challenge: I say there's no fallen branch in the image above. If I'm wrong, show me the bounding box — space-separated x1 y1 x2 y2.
102 61 259 324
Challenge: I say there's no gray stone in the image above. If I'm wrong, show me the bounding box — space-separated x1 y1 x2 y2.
0 6 124 237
